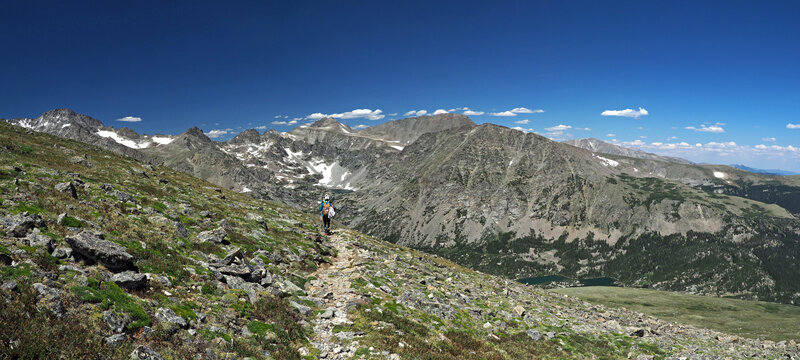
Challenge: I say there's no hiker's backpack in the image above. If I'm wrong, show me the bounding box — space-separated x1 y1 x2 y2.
328 205 336 218
322 201 331 215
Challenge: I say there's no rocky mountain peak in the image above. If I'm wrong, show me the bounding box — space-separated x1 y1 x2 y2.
180 127 213 143
310 117 343 128
228 129 261 144
38 108 104 129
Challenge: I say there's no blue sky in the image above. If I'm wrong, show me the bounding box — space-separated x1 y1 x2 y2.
2 1 799 171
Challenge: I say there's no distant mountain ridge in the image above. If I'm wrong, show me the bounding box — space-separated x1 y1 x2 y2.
564 138 693 164
730 164 798 176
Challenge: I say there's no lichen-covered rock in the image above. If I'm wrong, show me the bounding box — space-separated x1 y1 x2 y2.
103 310 130 333
197 227 227 244
114 190 136 203
55 181 77 198
65 231 135 271
111 271 148 290
1 212 44 237
130 345 165 360
155 308 187 328
26 229 54 252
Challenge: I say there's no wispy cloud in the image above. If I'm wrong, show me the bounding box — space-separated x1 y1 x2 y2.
353 124 370 129
762 137 776 142
514 119 529 124
788 123 800 129
489 107 544 117
404 110 427 117
433 109 449 115
511 126 534 133
489 110 517 117
544 124 571 131
511 107 544 114
307 108 385 121
116 116 142 122
685 124 725 133
606 133 616 137
601 107 649 118
463 110 484 116
206 129 232 138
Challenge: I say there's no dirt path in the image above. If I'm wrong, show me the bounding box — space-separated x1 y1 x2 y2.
307 232 364 359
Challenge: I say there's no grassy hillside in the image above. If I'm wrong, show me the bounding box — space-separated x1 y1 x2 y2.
553 286 800 342
1 122 798 359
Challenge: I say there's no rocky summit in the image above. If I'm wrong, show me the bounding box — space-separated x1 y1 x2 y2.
2 113 800 359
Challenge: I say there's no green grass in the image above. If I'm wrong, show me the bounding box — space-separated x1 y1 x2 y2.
71 280 150 330
553 286 800 341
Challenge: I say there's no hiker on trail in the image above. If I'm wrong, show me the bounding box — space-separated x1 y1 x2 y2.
319 194 335 235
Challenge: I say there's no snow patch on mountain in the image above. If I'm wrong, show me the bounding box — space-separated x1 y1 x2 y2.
96 130 151 149
593 154 619 167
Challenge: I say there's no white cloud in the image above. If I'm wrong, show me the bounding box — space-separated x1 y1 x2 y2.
433 109 449 115
116 116 142 122
306 108 385 121
511 107 544 114
606 133 615 137
788 123 800 129
255 125 267 130
404 110 428 117
514 119 529 124
575 127 591 131
489 111 517 117
206 129 231 138
601 107 649 118
271 121 288 125
274 115 282 118
544 124 571 131
463 110 485 116
762 137 776 142
388 113 398 116
685 124 725 133
511 126 534 133
448 107 470 112
353 124 370 129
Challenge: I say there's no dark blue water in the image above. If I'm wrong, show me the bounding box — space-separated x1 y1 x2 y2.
517 275 567 285
517 275 617 287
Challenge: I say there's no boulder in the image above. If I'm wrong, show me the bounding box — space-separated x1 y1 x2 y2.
224 275 263 303
103 310 130 333
103 333 127 347
290 301 312 317
218 263 252 278
1 212 44 237
26 230 54 252
526 329 541 341
114 190 136 203
111 271 148 290
197 227 227 244
51 246 73 259
130 345 165 360
65 231 135 271
33 283 65 317
55 182 77 198
154 308 187 328
219 247 244 266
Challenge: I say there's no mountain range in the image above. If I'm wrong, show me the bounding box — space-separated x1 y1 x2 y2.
5 109 800 304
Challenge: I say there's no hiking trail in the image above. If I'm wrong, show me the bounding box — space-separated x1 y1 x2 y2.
307 232 370 359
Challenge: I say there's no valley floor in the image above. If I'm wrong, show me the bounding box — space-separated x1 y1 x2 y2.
554 286 800 343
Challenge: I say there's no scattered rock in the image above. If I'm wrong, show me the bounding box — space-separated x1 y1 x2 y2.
290 301 312 316
197 227 227 244
1 280 18 291
114 190 136 203
111 271 148 290
27 229 54 252
1 212 45 237
65 231 136 271
104 333 127 347
526 329 541 341
218 247 244 266
631 329 646 337
130 345 165 360
103 310 130 333
51 246 73 259
55 182 77 198
33 283 65 317
174 221 189 239
513 305 526 317
319 308 336 319
218 263 252 278
155 308 188 328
